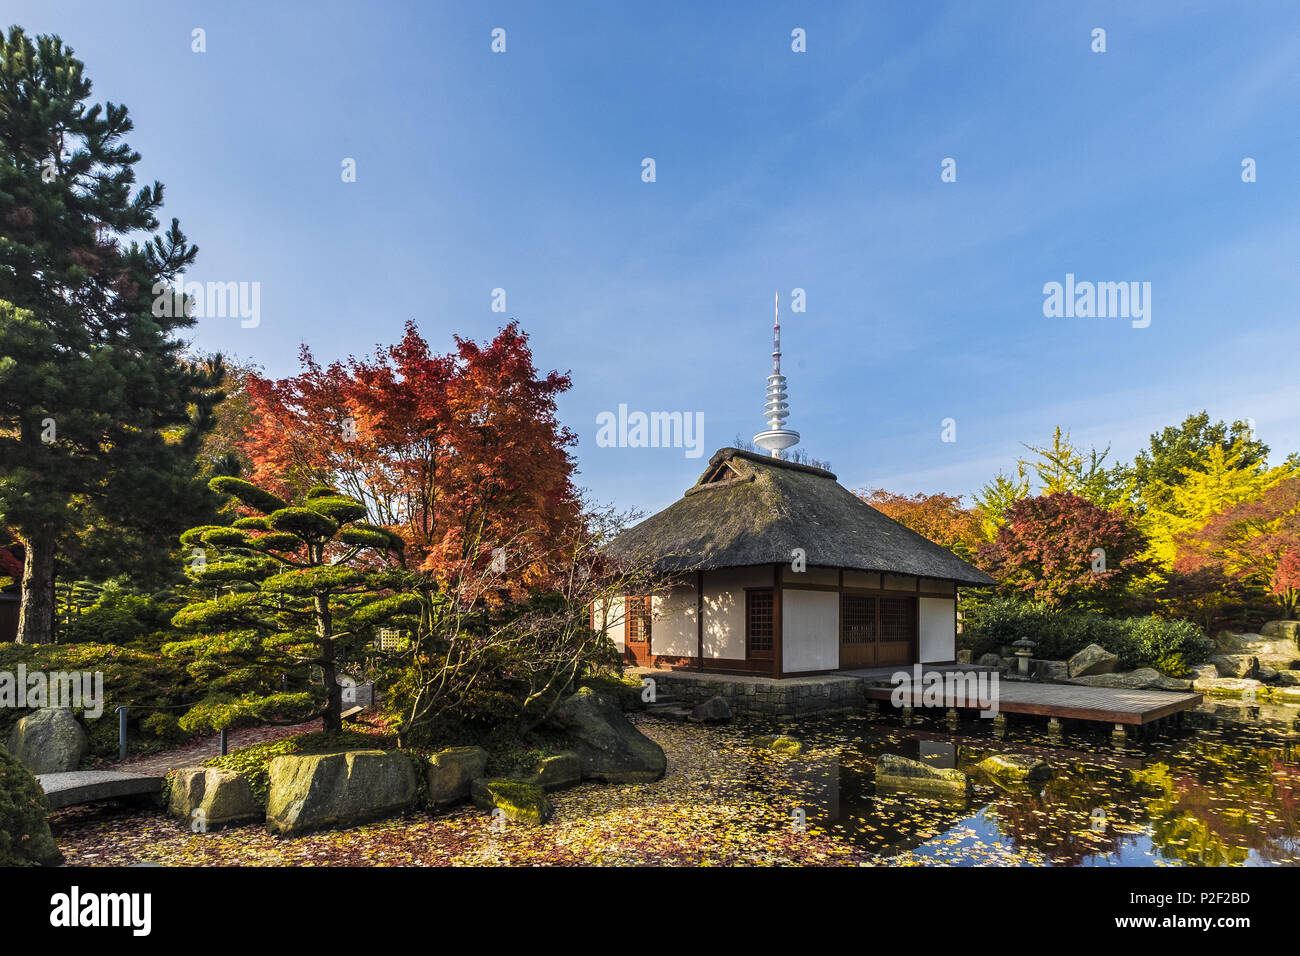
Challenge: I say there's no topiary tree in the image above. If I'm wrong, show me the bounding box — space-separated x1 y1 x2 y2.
0 749 61 866
167 477 417 732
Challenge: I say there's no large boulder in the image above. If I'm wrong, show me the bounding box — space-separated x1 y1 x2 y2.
689 696 732 723
978 754 1053 784
425 746 488 808
1036 660 1070 682
1069 668 1193 691
1261 621 1300 642
0 749 61 866
1190 662 1219 682
1275 670 1300 687
1216 631 1300 670
528 752 582 791
1209 654 1258 679
546 687 666 783
470 778 553 825
1071 668 1160 689
168 767 262 829
1192 675 1265 698
977 653 1001 668
6 708 87 774
265 750 417 835
1067 644 1119 678
875 753 971 800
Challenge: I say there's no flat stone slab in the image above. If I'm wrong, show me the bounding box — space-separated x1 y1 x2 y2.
38 770 164 810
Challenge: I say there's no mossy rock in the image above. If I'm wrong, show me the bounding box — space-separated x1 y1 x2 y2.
977 753 1053 784
527 751 582 791
752 734 803 755
265 750 417 835
470 778 553 825
0 749 62 866
876 753 971 801
168 767 263 829
425 746 489 808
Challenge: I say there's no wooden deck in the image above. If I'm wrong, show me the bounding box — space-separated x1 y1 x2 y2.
865 679 1202 726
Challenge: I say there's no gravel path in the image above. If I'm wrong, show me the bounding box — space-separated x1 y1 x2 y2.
108 720 322 775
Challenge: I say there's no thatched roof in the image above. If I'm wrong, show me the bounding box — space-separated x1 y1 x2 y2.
606 447 995 586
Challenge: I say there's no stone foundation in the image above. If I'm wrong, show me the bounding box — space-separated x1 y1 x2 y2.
639 670 865 717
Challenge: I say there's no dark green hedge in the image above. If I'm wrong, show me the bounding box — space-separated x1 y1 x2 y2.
0 749 61 866
960 597 1213 676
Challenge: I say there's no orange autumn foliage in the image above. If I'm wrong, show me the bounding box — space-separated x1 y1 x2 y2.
241 321 580 595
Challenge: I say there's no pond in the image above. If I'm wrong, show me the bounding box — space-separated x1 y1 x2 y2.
730 700 1300 866
48 702 1300 866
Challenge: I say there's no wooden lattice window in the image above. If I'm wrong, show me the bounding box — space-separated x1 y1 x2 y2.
625 596 651 643
841 594 877 645
746 588 775 659
879 596 916 645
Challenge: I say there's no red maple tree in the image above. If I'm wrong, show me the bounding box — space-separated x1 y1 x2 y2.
240 321 580 594
976 493 1150 610
1176 476 1300 618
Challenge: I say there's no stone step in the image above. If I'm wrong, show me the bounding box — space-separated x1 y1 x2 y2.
645 706 694 722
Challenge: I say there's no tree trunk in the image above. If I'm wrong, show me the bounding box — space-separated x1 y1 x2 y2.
17 525 56 645
316 591 341 732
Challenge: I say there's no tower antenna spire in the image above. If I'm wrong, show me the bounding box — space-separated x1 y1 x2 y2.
752 291 800 458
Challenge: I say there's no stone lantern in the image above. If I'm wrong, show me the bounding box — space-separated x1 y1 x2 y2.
1012 638 1036 677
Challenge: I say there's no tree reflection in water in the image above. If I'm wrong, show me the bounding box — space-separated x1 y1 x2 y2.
737 709 1300 865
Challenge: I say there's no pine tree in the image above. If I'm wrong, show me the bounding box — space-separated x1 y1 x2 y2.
0 28 221 642
170 478 415 732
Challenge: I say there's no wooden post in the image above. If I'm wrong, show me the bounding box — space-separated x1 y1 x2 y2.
772 563 783 679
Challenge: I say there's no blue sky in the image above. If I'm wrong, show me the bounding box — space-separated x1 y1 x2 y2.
11 1 1300 516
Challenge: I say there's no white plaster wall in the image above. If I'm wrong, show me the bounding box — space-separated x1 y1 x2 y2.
594 596 625 650
702 566 770 660
652 583 698 657
919 597 956 663
782 589 839 672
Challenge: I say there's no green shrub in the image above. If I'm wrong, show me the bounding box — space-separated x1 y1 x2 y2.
60 586 177 646
0 642 187 758
140 711 188 743
0 749 61 866
961 597 1212 675
577 671 644 711
1123 616 1214 677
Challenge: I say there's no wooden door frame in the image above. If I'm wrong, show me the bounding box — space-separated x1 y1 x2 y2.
624 594 652 666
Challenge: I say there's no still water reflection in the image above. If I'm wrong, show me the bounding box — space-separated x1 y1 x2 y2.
737 704 1300 866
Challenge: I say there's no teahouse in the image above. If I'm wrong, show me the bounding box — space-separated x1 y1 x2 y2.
599 294 994 677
